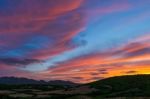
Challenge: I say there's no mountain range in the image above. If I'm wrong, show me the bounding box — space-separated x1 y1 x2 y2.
0 77 77 86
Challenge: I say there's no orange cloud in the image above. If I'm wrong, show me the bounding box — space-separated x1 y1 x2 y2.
39 34 150 83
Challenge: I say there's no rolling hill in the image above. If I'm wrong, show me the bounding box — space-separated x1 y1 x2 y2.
87 74 150 97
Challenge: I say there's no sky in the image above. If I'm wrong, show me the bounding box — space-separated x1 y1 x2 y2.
0 0 150 83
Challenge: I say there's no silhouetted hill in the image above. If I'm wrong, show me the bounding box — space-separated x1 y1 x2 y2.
0 77 77 86
87 74 150 97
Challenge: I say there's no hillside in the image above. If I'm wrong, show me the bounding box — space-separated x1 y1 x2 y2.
87 74 150 97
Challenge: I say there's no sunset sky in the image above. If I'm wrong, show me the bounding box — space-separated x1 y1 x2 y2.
0 0 150 83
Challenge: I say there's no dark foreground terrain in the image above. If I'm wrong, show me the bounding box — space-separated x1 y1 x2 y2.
0 74 150 99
